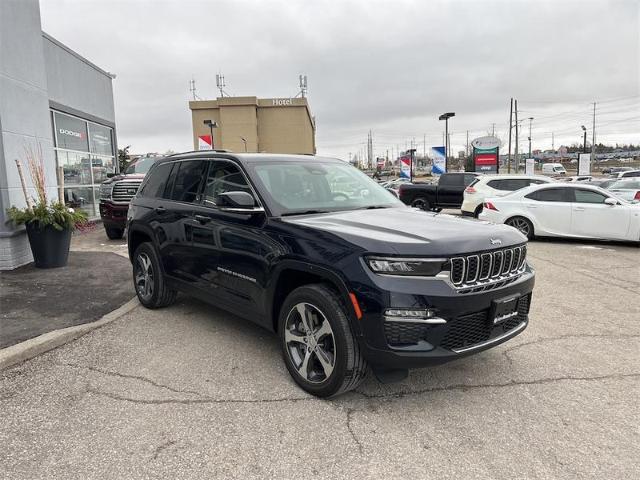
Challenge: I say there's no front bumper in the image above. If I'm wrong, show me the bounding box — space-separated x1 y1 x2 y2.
99 201 129 227
352 266 535 369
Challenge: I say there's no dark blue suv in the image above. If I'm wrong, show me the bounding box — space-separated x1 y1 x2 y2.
127 152 534 397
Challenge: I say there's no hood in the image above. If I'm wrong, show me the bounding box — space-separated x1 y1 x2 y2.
101 173 145 185
282 207 526 256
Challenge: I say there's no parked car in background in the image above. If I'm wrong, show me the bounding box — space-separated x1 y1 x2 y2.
605 179 640 202
479 183 640 243
399 172 480 210
541 163 567 175
615 169 640 179
564 175 593 182
462 175 553 217
585 178 618 189
99 154 165 239
606 166 634 176
127 152 535 397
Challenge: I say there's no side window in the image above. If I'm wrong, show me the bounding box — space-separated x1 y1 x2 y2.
574 189 607 204
139 163 173 198
169 160 207 203
463 174 478 186
439 174 462 186
203 161 252 207
525 188 568 202
487 179 503 189
505 179 531 191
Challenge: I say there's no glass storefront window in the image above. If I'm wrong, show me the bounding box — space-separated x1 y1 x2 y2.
54 112 89 152
57 151 93 185
91 155 115 184
52 110 115 219
89 123 114 156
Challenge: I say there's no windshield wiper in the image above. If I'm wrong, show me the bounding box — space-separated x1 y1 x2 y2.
356 205 391 210
281 209 331 216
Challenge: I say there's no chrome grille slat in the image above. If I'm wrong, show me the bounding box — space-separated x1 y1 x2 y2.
111 181 142 203
448 245 527 294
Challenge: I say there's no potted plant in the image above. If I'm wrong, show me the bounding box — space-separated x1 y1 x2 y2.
6 146 87 268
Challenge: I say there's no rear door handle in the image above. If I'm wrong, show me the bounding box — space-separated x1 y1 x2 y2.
194 214 211 224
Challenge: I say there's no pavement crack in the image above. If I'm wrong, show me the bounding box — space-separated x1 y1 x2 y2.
501 333 640 363
353 372 640 400
58 363 208 397
86 387 311 405
345 408 364 455
152 439 177 460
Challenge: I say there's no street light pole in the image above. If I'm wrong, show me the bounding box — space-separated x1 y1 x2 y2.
439 112 455 172
581 125 587 153
203 119 218 150
528 117 534 158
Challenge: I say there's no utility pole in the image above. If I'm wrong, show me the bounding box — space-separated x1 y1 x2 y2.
507 98 513 173
514 99 519 172
491 123 496 137
423 134 426 161
591 102 596 164
528 117 534 158
552 132 555 151
466 130 469 157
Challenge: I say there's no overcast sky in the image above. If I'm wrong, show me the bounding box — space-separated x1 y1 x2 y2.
40 0 639 159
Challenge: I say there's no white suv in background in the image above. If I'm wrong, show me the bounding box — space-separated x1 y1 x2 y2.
462 175 553 217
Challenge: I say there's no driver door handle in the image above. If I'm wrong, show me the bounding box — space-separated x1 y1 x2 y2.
194 214 211 225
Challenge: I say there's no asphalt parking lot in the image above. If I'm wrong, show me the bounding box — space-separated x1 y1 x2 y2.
1 234 639 479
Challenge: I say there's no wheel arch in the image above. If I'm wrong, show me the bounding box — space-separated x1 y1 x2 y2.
267 261 361 335
127 224 156 263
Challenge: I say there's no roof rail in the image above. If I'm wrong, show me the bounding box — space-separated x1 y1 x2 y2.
167 149 232 157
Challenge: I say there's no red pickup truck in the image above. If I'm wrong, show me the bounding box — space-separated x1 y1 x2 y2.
98 155 162 239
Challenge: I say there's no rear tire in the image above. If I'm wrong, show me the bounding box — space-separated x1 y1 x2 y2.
474 204 483 218
132 242 177 308
105 227 124 240
278 284 367 398
505 216 534 240
411 197 430 210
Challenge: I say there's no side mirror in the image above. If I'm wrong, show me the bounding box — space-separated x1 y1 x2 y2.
604 197 617 206
106 172 116 178
217 191 264 214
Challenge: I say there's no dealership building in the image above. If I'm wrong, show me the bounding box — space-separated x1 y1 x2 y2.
189 96 316 154
0 0 117 269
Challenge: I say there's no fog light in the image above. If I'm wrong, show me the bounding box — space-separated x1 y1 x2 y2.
384 308 446 324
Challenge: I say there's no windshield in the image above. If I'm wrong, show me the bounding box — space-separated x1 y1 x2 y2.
608 180 640 190
125 156 158 174
248 160 404 216
553 166 565 172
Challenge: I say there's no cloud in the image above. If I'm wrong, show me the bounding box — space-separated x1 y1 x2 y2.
40 0 639 157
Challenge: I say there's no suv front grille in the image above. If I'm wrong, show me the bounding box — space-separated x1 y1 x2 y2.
449 245 527 294
111 181 142 203
439 294 530 351
383 295 530 349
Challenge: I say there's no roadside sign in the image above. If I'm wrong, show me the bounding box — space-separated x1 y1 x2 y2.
525 158 535 175
431 146 446 174
198 135 213 150
578 153 591 175
399 155 411 179
471 136 501 150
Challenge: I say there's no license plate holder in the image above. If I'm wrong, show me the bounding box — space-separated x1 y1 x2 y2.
490 294 521 325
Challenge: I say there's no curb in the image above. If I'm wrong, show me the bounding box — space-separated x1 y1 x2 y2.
0 296 140 371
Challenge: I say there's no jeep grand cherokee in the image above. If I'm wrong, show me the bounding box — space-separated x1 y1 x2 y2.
127 152 534 397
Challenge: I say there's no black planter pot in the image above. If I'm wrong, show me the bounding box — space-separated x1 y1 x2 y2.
25 222 72 268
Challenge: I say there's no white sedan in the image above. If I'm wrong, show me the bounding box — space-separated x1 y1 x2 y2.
478 183 640 243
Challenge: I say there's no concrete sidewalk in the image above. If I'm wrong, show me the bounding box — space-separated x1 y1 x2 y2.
0 251 133 349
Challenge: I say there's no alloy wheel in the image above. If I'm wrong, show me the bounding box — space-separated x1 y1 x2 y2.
284 302 336 384
134 252 154 301
507 218 530 237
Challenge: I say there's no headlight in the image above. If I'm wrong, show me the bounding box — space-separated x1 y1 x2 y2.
365 256 445 276
100 183 113 200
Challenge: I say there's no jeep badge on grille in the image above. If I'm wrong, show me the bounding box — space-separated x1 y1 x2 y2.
490 238 502 246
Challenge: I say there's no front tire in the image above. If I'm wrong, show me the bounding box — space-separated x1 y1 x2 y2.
411 197 430 210
132 242 177 308
278 284 367 397
105 227 124 240
505 216 534 240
